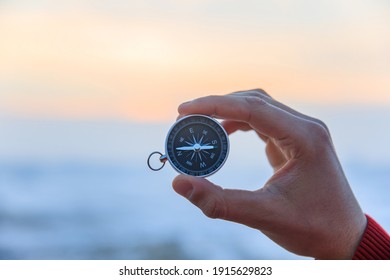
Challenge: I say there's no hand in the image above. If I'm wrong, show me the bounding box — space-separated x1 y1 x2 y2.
172 89 366 259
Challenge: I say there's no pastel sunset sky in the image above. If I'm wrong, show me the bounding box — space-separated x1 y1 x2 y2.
1 0 389 121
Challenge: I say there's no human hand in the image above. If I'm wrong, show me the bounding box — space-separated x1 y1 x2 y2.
172 89 366 259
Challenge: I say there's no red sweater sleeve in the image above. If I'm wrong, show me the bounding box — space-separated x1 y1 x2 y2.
352 214 390 260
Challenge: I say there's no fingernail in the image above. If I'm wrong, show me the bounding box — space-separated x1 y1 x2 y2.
178 100 192 112
180 100 192 106
173 180 194 199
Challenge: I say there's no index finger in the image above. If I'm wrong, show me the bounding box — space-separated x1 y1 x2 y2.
178 95 306 141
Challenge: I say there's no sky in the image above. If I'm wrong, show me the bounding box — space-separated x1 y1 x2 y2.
1 0 390 121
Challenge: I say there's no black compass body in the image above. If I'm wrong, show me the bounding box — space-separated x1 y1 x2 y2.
165 114 229 177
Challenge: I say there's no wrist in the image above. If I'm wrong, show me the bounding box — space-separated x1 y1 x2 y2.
315 212 367 259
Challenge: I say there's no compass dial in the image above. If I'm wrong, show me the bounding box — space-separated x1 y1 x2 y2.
165 115 229 177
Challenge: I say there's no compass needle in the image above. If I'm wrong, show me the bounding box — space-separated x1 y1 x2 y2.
176 146 195 151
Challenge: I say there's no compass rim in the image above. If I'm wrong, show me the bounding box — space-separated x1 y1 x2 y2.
164 114 229 177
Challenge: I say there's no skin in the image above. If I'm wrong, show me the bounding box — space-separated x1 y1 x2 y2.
172 89 367 259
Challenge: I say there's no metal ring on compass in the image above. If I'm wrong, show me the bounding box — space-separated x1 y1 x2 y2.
147 151 166 171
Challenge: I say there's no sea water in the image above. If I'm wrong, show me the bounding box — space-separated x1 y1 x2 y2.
0 106 389 259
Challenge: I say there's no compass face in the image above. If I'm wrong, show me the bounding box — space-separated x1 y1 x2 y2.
165 115 229 177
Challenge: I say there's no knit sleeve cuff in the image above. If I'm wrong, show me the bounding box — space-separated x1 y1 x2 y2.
352 214 390 260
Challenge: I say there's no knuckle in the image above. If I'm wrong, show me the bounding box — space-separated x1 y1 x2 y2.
310 118 330 135
188 185 227 220
245 96 267 107
305 120 332 147
246 88 269 99
251 88 272 99
200 197 227 219
243 96 267 123
252 88 267 95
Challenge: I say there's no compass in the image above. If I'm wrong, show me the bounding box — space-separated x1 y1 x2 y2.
147 114 229 177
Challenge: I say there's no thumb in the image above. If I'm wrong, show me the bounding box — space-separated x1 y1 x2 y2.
172 175 264 227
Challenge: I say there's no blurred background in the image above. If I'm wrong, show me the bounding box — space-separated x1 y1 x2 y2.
0 0 389 259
